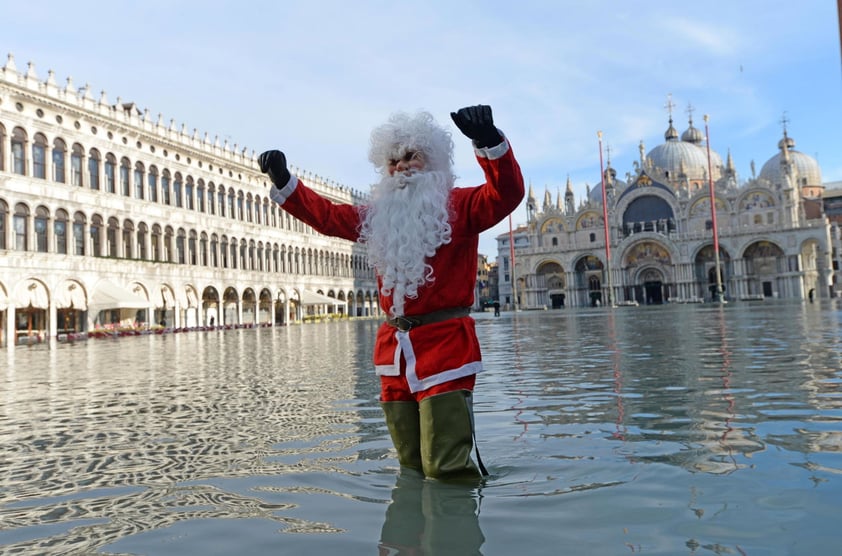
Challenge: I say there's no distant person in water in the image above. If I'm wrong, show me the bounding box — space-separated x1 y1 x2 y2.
259 105 524 480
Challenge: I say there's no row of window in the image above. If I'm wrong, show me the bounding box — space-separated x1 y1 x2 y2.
0 199 374 280
0 123 334 233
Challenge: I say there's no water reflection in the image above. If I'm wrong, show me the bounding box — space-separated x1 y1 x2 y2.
379 472 484 555
1 302 841 554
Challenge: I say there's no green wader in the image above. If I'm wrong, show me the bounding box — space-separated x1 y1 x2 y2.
381 400 423 473
382 390 481 481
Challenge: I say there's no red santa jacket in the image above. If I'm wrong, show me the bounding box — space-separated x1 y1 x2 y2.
270 140 524 392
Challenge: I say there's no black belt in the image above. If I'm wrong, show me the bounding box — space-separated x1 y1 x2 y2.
386 306 471 332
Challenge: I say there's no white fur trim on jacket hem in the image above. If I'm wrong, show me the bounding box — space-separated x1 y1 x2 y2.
373 330 483 393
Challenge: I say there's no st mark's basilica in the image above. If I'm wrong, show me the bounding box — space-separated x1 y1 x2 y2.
495 104 838 309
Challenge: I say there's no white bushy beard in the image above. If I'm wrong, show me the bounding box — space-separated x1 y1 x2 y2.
360 170 453 318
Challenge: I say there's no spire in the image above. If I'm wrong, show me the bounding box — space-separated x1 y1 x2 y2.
565 176 575 215
4 53 17 72
664 93 679 140
526 180 537 222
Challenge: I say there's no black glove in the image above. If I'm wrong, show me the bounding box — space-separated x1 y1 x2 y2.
258 150 291 187
450 105 502 148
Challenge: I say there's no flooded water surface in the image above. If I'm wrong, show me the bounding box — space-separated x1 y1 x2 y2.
1 301 841 555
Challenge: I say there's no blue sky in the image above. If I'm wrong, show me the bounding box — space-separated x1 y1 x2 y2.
5 0 841 256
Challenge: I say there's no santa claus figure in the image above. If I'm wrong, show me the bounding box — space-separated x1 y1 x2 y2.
259 105 524 480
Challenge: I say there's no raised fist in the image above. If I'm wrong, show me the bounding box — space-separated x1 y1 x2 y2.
450 105 502 148
258 150 291 187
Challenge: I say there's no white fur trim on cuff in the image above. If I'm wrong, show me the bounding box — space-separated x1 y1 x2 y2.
269 174 299 204
474 137 510 160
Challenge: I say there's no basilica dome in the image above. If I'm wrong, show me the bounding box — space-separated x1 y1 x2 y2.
588 165 629 204
758 132 822 187
645 119 723 184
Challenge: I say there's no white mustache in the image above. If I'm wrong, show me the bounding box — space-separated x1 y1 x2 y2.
385 171 423 191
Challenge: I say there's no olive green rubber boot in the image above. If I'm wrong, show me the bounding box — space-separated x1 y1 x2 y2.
381 401 423 472
419 390 481 481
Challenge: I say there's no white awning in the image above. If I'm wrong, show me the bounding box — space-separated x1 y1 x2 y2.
14 279 49 309
186 288 199 308
298 290 342 306
54 281 88 311
175 287 189 308
151 286 176 309
89 280 151 312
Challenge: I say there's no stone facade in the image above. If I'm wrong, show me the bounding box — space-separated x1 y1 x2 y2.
497 113 836 309
0 54 379 347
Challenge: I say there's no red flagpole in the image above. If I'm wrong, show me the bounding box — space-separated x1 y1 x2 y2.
598 131 613 306
508 213 517 310
704 115 724 303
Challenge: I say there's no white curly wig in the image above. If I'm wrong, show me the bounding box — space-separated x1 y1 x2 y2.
368 111 455 177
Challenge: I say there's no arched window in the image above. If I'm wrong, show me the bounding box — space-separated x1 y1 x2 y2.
151 225 162 261
0 123 6 171
73 212 86 255
122 219 134 258
35 206 49 252
163 226 174 262
88 148 101 190
218 186 226 217
220 236 229 268
107 217 120 257
54 209 69 254
188 230 197 265
210 234 218 267
52 138 67 183
13 203 29 251
0 201 8 249
134 161 145 199
230 238 238 269
32 133 48 179
90 214 103 257
207 183 216 215
173 173 183 208
176 228 186 264
119 157 131 196
104 154 116 193
199 232 208 266
71 143 84 186
12 127 27 175
148 165 158 202
185 177 194 210
228 190 235 219
197 180 206 213
161 170 171 205
137 222 148 260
